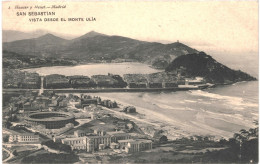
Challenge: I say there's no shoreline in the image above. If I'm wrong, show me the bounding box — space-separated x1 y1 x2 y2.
85 94 226 140
88 90 256 140
3 80 258 94
84 94 191 140
2 85 209 94
20 62 151 71
4 82 257 140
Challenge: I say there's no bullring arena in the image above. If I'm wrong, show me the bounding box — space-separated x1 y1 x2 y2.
25 112 75 129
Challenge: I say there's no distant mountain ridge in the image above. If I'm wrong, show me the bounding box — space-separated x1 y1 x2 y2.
3 30 47 42
72 31 107 41
2 30 77 42
2 31 256 84
3 31 198 67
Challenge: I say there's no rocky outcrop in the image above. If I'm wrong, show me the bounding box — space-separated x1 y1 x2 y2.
165 52 256 84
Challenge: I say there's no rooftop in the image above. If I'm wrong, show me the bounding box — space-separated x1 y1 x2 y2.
118 139 135 143
62 137 86 141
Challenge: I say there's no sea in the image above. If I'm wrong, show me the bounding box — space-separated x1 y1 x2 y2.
23 60 259 139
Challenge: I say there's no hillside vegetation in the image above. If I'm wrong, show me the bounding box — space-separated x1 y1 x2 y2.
165 52 256 84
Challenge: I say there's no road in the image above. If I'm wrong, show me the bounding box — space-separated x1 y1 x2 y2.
3 85 206 94
2 146 14 163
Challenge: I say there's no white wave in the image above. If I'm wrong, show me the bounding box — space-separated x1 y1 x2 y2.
190 120 233 138
201 101 212 105
156 104 195 111
199 109 256 128
189 90 258 109
251 112 259 116
184 99 197 103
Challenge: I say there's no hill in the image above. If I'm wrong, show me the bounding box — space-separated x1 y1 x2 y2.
165 52 256 84
2 30 47 42
2 30 76 42
3 33 69 58
3 31 198 68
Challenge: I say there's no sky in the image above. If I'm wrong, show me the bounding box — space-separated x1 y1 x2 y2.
2 1 258 58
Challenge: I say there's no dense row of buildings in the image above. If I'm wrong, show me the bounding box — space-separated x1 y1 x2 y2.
3 69 205 89
5 92 118 118
69 75 96 88
44 74 70 89
3 69 41 89
20 94 70 112
44 73 205 89
123 72 204 88
6 92 119 116
77 94 118 109
44 74 126 89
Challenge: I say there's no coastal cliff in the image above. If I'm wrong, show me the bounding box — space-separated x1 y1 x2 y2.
165 52 256 84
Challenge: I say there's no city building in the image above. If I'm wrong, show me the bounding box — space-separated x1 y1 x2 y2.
107 131 131 143
3 69 40 89
74 130 91 137
56 127 149 153
59 99 68 107
21 72 41 89
23 102 35 111
9 130 39 143
101 100 117 108
69 75 96 88
25 112 75 129
86 134 111 152
45 74 70 89
91 75 118 88
125 139 153 153
34 96 50 109
118 139 135 149
123 74 148 88
122 106 136 113
146 74 164 88
90 113 97 120
110 143 119 149
61 137 87 150
79 96 99 107
185 77 205 85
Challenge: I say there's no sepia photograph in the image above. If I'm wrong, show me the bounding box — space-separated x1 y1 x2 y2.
2 0 258 163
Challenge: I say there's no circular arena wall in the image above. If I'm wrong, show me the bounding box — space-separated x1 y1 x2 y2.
25 112 75 129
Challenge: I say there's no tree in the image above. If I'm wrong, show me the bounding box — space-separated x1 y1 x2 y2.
204 136 209 141
11 114 18 122
229 122 259 163
239 129 249 140
5 121 12 129
59 144 72 153
126 123 133 130
3 135 9 142
219 138 227 145
159 135 168 142
12 150 18 156
233 133 246 143
248 128 258 137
